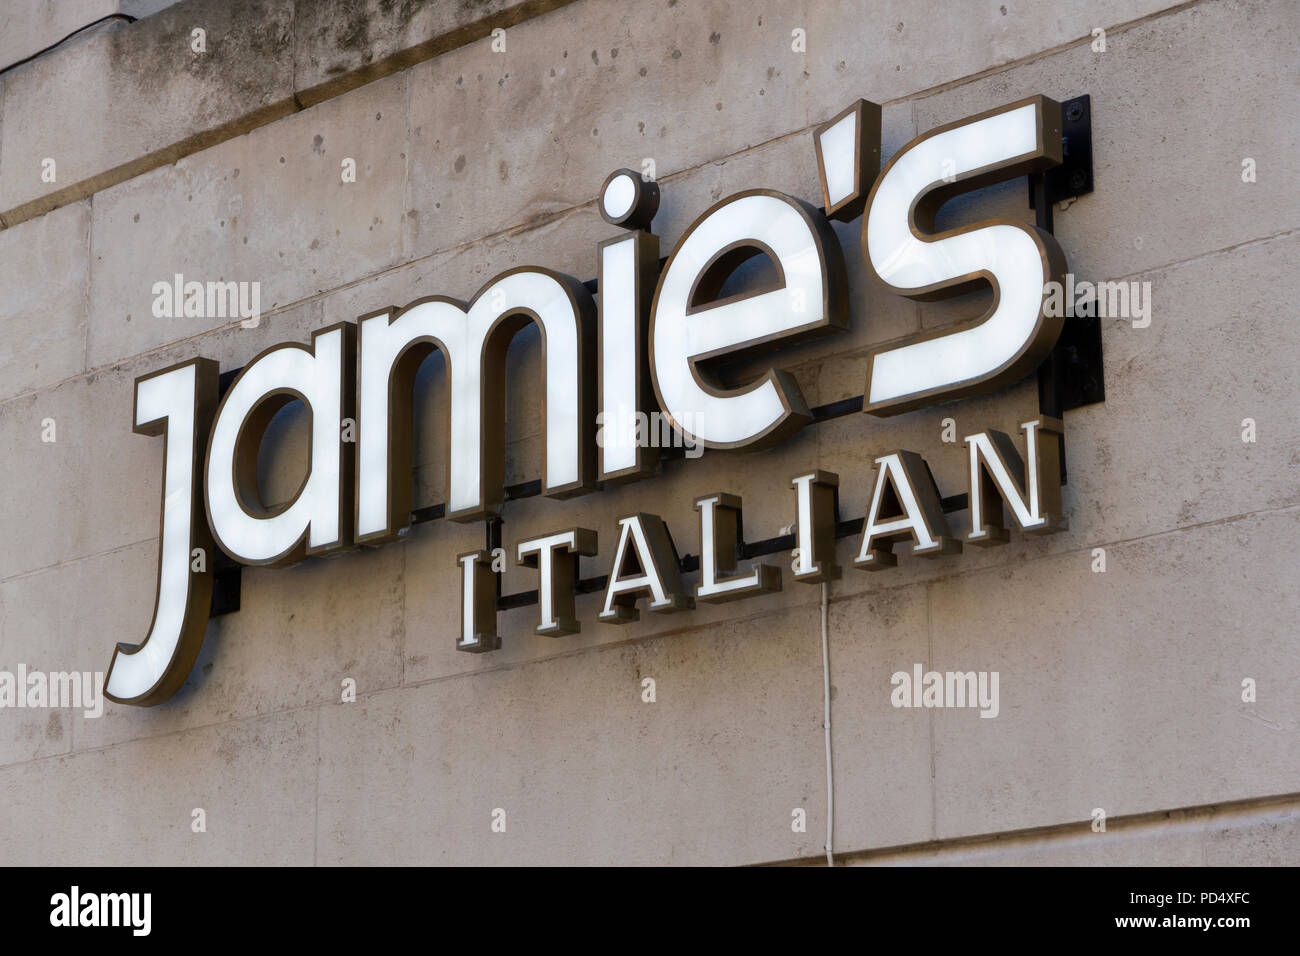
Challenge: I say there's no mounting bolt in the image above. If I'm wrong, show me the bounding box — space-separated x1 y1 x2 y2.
1065 100 1085 123
1068 169 1088 192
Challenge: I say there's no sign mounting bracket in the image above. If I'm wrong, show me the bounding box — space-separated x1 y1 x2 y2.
1031 94 1104 485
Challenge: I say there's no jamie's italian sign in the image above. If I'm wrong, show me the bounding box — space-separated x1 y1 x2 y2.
107 95 1076 705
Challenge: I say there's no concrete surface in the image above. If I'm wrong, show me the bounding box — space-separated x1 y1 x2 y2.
0 0 1296 865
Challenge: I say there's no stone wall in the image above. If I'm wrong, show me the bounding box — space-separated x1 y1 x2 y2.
0 0 1296 865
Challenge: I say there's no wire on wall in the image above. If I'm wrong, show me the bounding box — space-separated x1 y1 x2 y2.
0 13 137 77
821 579 834 866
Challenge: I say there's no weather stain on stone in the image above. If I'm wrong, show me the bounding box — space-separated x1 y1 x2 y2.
312 134 325 154
865 593 904 629
454 154 466 173
591 49 599 65
709 31 721 45
133 213 140 223
671 49 681 59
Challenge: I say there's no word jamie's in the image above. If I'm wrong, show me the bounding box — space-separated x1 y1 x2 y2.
107 95 1073 705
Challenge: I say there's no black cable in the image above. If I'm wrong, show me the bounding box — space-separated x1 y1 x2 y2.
0 13 137 77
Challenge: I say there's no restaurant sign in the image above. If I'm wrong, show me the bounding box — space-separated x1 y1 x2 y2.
106 95 1079 705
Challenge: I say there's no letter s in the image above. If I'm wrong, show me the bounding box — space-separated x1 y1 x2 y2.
862 95 1067 415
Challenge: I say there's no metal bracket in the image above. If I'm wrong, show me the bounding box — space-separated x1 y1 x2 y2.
1031 94 1104 485
1028 95 1094 225
211 553 242 617
487 515 504 600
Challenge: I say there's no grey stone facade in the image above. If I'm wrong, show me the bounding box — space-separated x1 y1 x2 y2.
0 0 1296 865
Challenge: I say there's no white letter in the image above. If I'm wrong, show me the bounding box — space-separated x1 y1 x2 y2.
965 418 1067 545
694 493 779 602
151 281 171 318
599 514 693 623
206 325 354 564
105 360 219 706
355 270 594 540
133 894 152 937
980 672 1000 718
82 673 103 719
517 528 597 636
598 231 660 481
650 190 846 449
863 96 1067 414
790 470 840 582
50 894 70 928
854 451 959 570
890 671 911 708
457 550 499 652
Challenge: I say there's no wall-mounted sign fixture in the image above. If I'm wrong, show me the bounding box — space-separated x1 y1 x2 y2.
105 94 1100 706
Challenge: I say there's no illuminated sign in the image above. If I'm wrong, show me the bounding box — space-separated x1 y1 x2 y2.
106 94 1081 706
